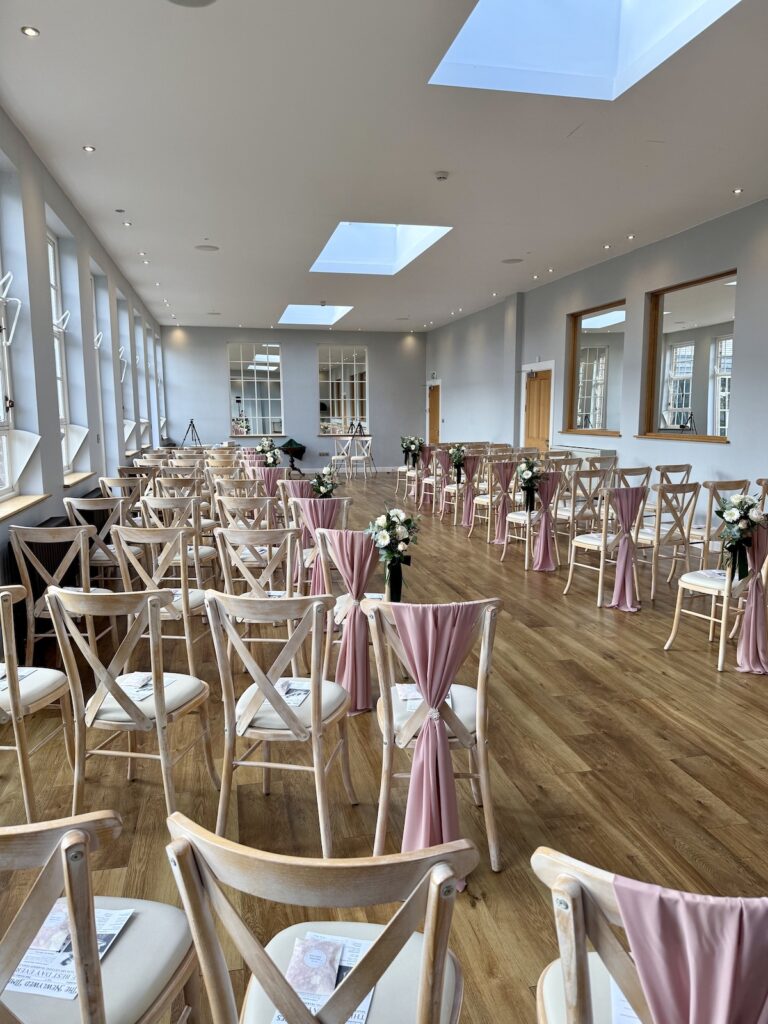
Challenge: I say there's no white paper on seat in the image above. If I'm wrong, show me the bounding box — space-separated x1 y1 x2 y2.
271 931 374 1024
118 672 182 702
275 678 311 708
8 899 133 999
395 683 453 713
609 977 641 1023
0 666 39 690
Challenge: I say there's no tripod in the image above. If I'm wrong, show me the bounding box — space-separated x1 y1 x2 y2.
181 418 202 446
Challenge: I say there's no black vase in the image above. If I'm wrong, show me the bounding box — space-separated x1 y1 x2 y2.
456 464 463 486
386 560 403 602
410 451 419 468
403 451 409 466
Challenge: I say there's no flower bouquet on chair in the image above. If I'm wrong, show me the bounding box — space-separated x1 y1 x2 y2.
400 435 424 469
716 494 768 579
311 466 337 498
449 444 466 485
264 447 282 468
254 436 276 456
366 507 420 602
517 457 543 513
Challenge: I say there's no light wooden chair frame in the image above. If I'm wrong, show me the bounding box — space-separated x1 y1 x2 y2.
330 436 352 479
47 586 219 816
140 494 218 588
214 526 301 599
554 470 610 556
636 482 701 601
688 479 750 569
350 437 375 479
289 497 352 593
216 494 276 531
166 811 478 1024
501 472 563 571
363 597 502 871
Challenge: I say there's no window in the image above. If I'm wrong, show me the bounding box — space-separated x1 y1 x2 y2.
645 271 736 439
318 345 368 434
565 302 624 433
47 233 72 469
228 342 283 436
0 264 17 496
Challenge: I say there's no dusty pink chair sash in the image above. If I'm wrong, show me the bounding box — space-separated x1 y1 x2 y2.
737 524 768 674
417 446 435 508
532 471 558 571
325 530 378 713
295 498 343 595
614 874 768 1024
389 602 481 856
434 450 452 513
284 479 313 547
493 461 516 545
254 466 282 497
608 486 645 613
460 456 481 528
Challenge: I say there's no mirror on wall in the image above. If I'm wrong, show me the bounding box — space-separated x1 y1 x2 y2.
566 301 625 433
647 272 736 438
318 345 368 434
228 342 283 436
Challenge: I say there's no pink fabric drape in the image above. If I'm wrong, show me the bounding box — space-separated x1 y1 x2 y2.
325 530 378 714
389 602 482 858
737 524 768 674
532 471 558 571
285 479 314 547
492 461 516 545
608 486 645 613
415 445 434 505
614 873 768 1024
296 498 343 595
435 450 451 513
460 455 481 528
254 466 282 497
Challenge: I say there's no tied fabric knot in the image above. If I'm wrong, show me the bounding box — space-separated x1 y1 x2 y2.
427 706 441 721
334 592 359 626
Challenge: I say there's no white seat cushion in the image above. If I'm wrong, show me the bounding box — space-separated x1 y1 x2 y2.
236 677 347 731
443 483 463 494
537 953 612 1024
0 666 67 719
200 517 217 530
473 494 491 505
635 527 657 544
240 920 458 1024
506 511 530 524
166 588 207 614
170 544 217 563
91 543 141 563
679 568 744 592
573 532 618 549
381 684 477 736
1 896 192 1024
86 672 207 724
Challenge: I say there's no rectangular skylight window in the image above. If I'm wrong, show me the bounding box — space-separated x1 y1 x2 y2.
430 0 742 101
311 222 452 275
279 304 353 326
582 310 627 330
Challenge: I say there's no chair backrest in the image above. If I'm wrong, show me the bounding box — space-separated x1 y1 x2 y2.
757 478 768 512
64 496 129 566
699 479 751 556
10 525 96 613
141 494 202 532
601 486 649 542
171 457 204 470
214 476 263 499
543 450 572 460
562 470 609 523
651 482 701 547
354 437 372 458
205 591 333 740
554 457 584 488
333 437 352 457
0 585 29 723
214 526 300 597
615 466 652 488
290 497 352 534
586 454 618 474
99 476 143 509
205 466 243 496
154 475 202 499
112 525 193 610
166 810 478 1024
216 494 276 529
655 463 692 486
47 586 175 730
363 598 500 748
0 810 124 1023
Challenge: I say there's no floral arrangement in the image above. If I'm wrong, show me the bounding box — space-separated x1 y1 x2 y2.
517 457 543 512
254 437 276 455
400 435 424 467
311 465 337 498
448 444 466 468
264 447 282 467
366 507 419 566
716 494 768 579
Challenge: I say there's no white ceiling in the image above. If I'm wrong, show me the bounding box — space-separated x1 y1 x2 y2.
0 0 766 332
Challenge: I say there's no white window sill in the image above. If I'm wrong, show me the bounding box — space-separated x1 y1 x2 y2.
0 493 51 523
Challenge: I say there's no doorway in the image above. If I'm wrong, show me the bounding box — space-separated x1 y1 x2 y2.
427 383 441 444
524 370 552 450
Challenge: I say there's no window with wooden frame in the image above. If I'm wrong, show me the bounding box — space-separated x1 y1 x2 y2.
564 300 624 435
643 271 736 442
47 232 73 470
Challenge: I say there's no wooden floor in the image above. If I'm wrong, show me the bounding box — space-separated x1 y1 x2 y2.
4 473 768 1022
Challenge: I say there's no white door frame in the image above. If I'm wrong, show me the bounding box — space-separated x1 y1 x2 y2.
519 360 555 448
425 378 442 442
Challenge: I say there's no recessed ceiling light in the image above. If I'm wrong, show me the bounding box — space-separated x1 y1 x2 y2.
450 311 455 316
548 267 554 273
194 243 220 252
122 221 132 227
142 259 150 265
533 274 539 280
627 233 635 240
733 187 744 195
458 307 462 312
603 243 611 250
82 145 96 153
166 0 218 6
155 282 160 287
21 25 40 37
492 292 497 297
270 325 274 329
238 323 243 328
138 251 146 256
724 280 737 286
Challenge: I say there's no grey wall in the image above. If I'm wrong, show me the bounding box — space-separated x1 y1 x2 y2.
162 326 426 469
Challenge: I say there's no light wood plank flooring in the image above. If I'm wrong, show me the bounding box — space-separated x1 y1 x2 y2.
3 473 768 1022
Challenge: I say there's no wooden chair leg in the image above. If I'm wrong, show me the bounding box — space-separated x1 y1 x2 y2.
24 610 35 668
562 543 577 595
126 730 137 781
312 734 333 858
500 523 509 562
468 748 482 806
199 702 221 789
11 713 37 823
373 739 394 856
72 719 87 815
708 595 718 642
664 584 685 651
476 739 501 872
338 716 358 805
60 692 75 771
182 967 203 1024
596 548 607 608
717 595 730 672
262 739 272 795
215 729 236 836
156 724 177 816
651 548 658 602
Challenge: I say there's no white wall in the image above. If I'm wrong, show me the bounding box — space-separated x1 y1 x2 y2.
162 326 426 469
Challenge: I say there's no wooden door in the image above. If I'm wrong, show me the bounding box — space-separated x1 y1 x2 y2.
524 370 551 451
427 384 440 444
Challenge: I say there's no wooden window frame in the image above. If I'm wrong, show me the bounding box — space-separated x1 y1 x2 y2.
563 299 625 438
640 269 736 444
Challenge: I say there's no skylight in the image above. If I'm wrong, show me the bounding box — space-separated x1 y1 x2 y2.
582 310 626 329
311 222 452 276
279 304 353 326
430 0 743 101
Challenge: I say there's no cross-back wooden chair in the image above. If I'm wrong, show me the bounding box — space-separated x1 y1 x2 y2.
0 809 201 1024
549 456 583 504
140 495 218 587
542 449 572 462
154 474 202 500
170 456 204 471
10 525 111 667
112 524 207 679
216 494 276 531
563 486 648 607
276 478 313 529
205 465 243 495
656 463 692 486
0 586 73 823
555 469 610 555
213 476 263 503
439 461 464 523
205 591 355 844
64 495 135 589
350 436 375 479
688 478 750 569
330 436 352 479
756 478 768 512
586 454 617 477
468 459 517 542
47 587 219 816
289 497 352 589
99 476 143 524
362 597 502 871
614 466 652 488
636 481 701 600
502 470 563 570
167 813 477 1024
214 526 301 599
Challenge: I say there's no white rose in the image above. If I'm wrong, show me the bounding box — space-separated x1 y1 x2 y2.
723 508 740 522
323 465 331 474
397 541 408 552
749 507 764 523
377 530 391 547
375 515 387 527
390 508 405 521
522 470 532 480
739 519 749 530
396 525 408 539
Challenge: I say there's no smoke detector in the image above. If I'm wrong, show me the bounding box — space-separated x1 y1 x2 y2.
434 170 449 182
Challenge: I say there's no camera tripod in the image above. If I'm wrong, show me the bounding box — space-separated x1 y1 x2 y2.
181 418 202 446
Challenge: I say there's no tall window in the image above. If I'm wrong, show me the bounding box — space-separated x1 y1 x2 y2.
47 233 72 469
228 342 283 435
712 336 733 437
318 345 368 433
576 346 607 429
663 342 694 428
0 256 17 496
